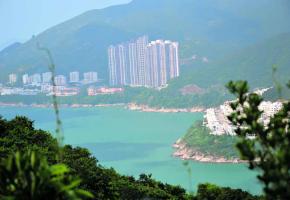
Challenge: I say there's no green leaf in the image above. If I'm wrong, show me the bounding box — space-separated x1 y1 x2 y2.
75 189 94 198
50 164 69 176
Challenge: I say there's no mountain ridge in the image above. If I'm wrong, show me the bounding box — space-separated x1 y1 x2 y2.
0 0 290 83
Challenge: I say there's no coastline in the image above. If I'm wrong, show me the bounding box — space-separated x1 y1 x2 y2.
0 102 205 113
0 102 125 108
172 138 247 164
1 101 244 164
126 103 205 113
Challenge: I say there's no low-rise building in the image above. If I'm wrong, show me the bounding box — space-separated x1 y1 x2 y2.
42 72 52 83
204 100 283 136
87 87 124 96
83 72 98 84
70 71 80 83
8 74 17 85
54 75 67 86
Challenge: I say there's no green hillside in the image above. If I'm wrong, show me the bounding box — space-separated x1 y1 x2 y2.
0 0 290 82
170 32 290 90
131 33 290 108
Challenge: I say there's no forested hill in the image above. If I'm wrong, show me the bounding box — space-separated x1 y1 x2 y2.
1 0 290 82
134 32 290 108
171 32 290 89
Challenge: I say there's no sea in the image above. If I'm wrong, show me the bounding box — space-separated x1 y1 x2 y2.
0 106 261 194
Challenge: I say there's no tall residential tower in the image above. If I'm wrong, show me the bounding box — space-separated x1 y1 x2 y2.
108 36 179 88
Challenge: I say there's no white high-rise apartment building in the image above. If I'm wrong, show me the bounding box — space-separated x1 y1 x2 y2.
54 75 66 86
83 72 98 83
128 42 138 85
136 36 149 86
165 41 179 79
108 44 129 86
146 40 179 87
108 36 179 88
8 73 17 84
42 72 52 83
69 71 80 83
117 44 127 85
108 36 148 86
108 46 118 86
31 73 42 85
22 74 29 85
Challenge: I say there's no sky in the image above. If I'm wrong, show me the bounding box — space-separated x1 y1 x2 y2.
0 0 132 50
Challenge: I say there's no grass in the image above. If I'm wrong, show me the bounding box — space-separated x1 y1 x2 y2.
182 121 240 159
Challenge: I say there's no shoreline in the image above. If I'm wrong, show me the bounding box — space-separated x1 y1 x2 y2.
0 102 125 108
126 103 205 113
172 139 247 164
0 102 205 113
1 101 243 163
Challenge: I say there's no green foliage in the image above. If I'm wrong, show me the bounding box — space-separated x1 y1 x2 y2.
0 115 263 199
195 183 262 200
227 80 290 199
0 150 93 200
0 116 194 199
0 116 59 162
182 121 239 159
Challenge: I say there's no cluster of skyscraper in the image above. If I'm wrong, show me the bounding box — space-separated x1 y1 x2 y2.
108 36 179 88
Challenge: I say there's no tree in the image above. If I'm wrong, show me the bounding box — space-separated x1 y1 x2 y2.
0 116 59 163
227 80 290 200
0 116 195 199
195 183 261 200
0 150 93 200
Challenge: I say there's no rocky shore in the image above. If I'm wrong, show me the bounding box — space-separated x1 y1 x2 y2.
0 102 125 108
127 103 205 113
0 102 204 113
172 139 247 163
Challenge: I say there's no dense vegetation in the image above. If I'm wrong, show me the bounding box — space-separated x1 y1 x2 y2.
0 150 93 200
0 116 261 199
182 121 240 159
0 116 192 199
227 80 290 199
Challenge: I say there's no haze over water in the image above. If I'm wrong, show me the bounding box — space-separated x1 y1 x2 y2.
0 106 261 194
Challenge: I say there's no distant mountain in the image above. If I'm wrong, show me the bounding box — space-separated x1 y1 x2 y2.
0 0 290 82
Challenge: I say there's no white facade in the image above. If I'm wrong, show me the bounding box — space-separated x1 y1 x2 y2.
145 40 179 88
108 36 148 86
204 99 283 136
83 72 98 83
42 72 52 83
22 74 29 85
128 42 138 85
8 74 17 84
108 36 179 88
135 35 148 86
165 41 179 78
31 74 41 85
69 71 80 83
108 46 118 86
54 75 66 86
146 40 167 87
117 44 127 85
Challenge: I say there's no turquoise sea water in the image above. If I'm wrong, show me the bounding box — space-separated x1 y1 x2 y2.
0 106 261 194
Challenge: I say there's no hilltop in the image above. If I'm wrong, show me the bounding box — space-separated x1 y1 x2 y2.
0 0 290 82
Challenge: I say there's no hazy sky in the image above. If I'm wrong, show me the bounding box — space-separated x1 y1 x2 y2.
0 0 132 50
